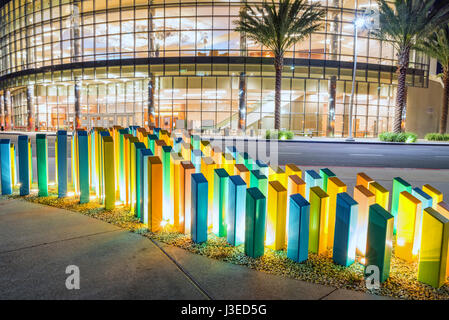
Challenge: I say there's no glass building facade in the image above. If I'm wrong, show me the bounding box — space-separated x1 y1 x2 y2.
0 0 430 136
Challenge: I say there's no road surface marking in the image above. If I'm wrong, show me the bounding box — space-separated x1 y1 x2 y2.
349 154 383 157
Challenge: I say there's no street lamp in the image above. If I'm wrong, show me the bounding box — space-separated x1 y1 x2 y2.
346 8 379 142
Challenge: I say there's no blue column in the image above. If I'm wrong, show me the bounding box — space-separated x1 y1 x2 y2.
245 187 266 258
0 139 12 195
287 193 310 263
226 146 237 159
78 131 89 204
56 130 68 198
305 170 322 200
18 135 31 196
140 148 153 221
153 127 161 138
191 149 203 173
333 192 359 266
254 160 269 176
191 173 208 243
227 175 247 246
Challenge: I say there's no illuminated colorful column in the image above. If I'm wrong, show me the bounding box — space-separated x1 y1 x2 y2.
327 177 347 249
200 140 212 157
369 182 389 210
213 168 229 237
10 142 16 187
78 131 89 204
56 130 68 198
319 168 336 193
285 164 302 179
154 139 166 158
353 185 375 256
391 177 412 234
124 135 138 205
146 156 163 231
181 161 196 234
250 170 268 197
365 204 394 283
102 136 116 210
287 193 310 263
153 127 160 138
227 175 247 246
139 148 154 219
308 186 329 254
235 163 250 187
418 207 449 288
0 139 12 195
191 173 208 244
356 172 374 189
191 135 200 150
286 175 306 244
269 166 286 188
304 170 322 200
118 128 129 202
181 141 192 161
171 152 184 230
18 135 31 196
191 149 203 173
245 187 266 258
411 187 433 257
436 201 449 279
36 134 48 197
132 142 146 216
222 153 235 176
226 146 237 158
237 152 254 170
71 131 79 195
201 156 216 227
161 145 173 223
333 192 358 266
396 191 421 262
266 180 287 250
173 137 182 153
147 134 157 154
254 160 269 176
422 184 443 209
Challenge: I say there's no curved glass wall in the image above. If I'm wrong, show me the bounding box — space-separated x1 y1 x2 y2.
0 0 430 137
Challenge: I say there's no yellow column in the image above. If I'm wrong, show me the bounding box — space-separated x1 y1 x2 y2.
148 156 163 232
285 164 302 178
369 181 389 210
269 166 287 188
356 172 374 189
396 191 422 262
309 186 329 255
222 153 235 176
200 140 212 157
102 136 116 210
235 163 250 187
171 152 184 231
422 184 443 209
327 176 347 248
266 180 287 250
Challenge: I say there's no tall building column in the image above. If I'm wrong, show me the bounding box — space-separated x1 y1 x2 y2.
4 90 11 131
72 0 81 62
238 72 247 130
74 77 81 129
26 85 34 132
327 76 337 136
148 74 155 128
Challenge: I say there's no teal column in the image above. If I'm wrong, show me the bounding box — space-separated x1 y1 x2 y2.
191 135 200 150
162 145 173 222
134 142 147 218
78 131 89 203
245 187 266 258
36 134 48 197
412 187 433 209
305 170 322 200
365 204 394 283
153 127 160 138
391 177 412 234
191 149 203 173
213 168 229 237
191 173 208 243
18 135 31 196
250 169 268 197
227 175 247 246
254 160 269 176
333 192 358 266
173 137 182 153
56 130 68 198
148 134 157 154
319 168 336 193
0 139 12 195
140 148 153 222
237 152 253 170
287 193 310 263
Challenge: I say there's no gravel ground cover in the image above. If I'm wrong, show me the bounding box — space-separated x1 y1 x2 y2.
3 189 449 300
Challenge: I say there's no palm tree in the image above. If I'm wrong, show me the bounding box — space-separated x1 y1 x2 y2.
417 25 449 134
375 0 449 133
234 0 325 130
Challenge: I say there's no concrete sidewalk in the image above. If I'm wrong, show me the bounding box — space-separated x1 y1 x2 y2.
0 198 387 300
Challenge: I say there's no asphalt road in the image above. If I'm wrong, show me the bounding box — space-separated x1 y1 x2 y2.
1 133 449 169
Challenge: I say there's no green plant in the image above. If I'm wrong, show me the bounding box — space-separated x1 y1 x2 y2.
235 0 325 129
379 132 417 143
425 133 449 141
375 0 449 133
265 129 294 140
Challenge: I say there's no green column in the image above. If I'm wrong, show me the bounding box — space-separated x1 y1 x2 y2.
245 187 266 258
36 134 48 197
213 168 229 237
391 177 412 234
78 131 89 204
250 169 268 197
319 168 336 193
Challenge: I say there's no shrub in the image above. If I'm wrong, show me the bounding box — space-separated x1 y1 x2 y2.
265 130 294 140
425 133 449 141
378 132 417 143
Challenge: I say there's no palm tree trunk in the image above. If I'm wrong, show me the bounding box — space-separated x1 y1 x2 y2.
440 67 449 134
393 47 410 134
274 54 283 130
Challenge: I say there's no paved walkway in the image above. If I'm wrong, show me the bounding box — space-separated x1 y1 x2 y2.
0 198 388 300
